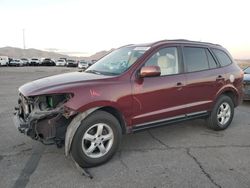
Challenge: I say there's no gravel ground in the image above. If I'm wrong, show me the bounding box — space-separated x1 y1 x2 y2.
0 66 250 188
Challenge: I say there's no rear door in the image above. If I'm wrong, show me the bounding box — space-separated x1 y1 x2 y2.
182 46 224 115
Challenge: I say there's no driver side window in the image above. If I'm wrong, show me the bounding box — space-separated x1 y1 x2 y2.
144 47 179 76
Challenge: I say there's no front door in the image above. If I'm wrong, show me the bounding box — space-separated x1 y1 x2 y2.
131 46 187 127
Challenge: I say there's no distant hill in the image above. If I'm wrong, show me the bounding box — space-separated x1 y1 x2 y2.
0 47 72 60
235 59 250 69
0 46 112 61
3 46 247 67
87 49 114 61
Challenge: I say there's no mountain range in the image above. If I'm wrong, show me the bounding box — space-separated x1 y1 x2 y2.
0 46 249 68
0 46 111 61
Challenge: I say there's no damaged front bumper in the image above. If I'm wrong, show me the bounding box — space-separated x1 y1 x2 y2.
13 93 75 146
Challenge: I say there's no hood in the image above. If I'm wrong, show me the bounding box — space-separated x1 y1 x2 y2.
244 74 250 81
19 71 112 96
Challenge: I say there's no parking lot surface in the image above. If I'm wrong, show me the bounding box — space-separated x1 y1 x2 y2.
0 67 250 188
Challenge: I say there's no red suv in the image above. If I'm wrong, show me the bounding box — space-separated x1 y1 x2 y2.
14 40 243 168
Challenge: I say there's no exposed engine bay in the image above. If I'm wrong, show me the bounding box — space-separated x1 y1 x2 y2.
14 93 74 147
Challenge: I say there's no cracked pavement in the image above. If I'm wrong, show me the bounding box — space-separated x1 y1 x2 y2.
0 67 250 188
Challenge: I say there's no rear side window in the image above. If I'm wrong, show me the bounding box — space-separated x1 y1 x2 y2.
206 49 217 69
212 49 232 66
183 47 209 72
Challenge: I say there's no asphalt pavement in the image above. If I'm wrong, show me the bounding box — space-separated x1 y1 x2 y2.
0 67 250 188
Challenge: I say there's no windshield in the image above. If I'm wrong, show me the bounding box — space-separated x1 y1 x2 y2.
86 46 150 75
244 67 250 74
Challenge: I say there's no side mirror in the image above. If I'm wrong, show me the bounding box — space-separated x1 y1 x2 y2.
140 66 161 78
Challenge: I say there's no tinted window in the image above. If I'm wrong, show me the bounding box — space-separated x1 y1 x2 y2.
206 49 217 69
144 47 179 76
212 49 232 66
183 47 209 72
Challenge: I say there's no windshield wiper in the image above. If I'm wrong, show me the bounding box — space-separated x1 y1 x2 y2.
85 70 102 75
99 71 119 76
86 69 119 76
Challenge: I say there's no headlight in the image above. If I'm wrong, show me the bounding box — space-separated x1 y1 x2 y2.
32 93 73 111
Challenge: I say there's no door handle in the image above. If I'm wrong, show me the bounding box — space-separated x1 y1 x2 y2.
216 75 224 81
176 82 183 90
176 82 183 87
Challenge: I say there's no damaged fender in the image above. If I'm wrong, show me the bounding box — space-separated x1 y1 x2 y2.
65 107 100 156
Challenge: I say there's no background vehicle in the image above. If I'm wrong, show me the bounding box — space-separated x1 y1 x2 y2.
55 59 67 66
29 58 41 66
66 59 77 67
243 66 250 100
88 59 97 67
21 58 29 66
14 40 243 168
59 57 67 62
42 58 56 66
0 56 9 66
9 59 24 66
78 60 89 69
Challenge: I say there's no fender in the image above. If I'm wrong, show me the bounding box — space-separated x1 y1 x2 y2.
65 107 100 156
214 84 239 106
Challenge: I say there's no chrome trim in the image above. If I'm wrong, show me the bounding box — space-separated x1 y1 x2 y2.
187 111 207 117
134 114 186 127
133 101 211 120
134 110 208 128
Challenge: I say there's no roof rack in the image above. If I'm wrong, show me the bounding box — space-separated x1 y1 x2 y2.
151 39 222 47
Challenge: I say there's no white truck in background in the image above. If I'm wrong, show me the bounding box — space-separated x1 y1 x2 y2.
0 56 9 66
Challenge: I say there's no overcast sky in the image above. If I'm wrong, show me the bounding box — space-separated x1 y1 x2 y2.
0 0 249 58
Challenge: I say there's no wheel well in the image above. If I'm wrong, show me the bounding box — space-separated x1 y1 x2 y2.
98 106 127 134
221 90 237 107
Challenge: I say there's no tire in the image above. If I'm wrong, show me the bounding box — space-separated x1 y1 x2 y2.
206 95 234 131
71 110 122 168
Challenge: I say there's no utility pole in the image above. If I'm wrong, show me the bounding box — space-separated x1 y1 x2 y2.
23 28 26 49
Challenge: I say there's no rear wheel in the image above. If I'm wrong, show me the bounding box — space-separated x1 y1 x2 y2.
207 95 234 130
71 111 122 168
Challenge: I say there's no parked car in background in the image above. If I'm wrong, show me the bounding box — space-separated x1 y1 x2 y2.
243 66 250 100
21 58 29 66
56 59 67 66
0 56 9 66
14 40 243 168
88 59 97 67
42 58 55 66
9 59 24 66
8 58 13 65
66 59 77 67
59 57 67 61
30 58 41 66
78 60 89 69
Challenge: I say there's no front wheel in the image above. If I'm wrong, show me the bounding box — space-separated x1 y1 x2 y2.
71 111 122 168
206 95 234 131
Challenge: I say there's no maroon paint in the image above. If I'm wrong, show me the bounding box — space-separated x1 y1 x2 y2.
19 41 243 130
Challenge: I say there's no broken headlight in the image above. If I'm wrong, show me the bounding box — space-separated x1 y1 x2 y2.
35 93 73 111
